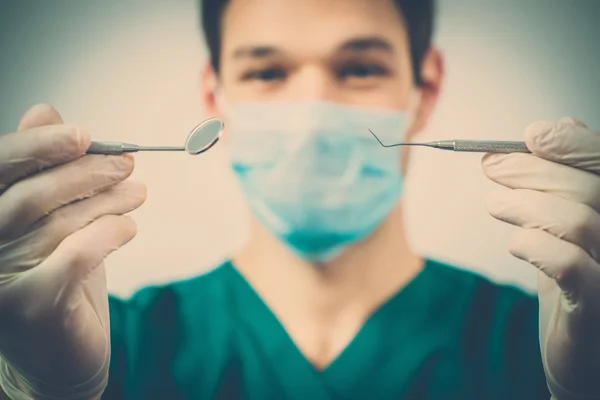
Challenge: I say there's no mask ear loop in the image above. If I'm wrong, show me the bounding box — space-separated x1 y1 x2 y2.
213 86 230 115
404 89 423 132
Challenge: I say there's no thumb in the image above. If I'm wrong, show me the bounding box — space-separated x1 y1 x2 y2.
18 104 64 131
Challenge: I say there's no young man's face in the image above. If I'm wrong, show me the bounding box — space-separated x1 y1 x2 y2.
221 0 414 106
202 0 443 165
204 0 442 127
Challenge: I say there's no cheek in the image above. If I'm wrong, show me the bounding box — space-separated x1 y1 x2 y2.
343 83 412 111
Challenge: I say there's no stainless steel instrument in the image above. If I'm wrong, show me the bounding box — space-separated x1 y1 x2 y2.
86 118 224 155
368 129 530 153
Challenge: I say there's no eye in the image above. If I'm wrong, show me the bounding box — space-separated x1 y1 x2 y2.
338 63 388 80
242 67 287 82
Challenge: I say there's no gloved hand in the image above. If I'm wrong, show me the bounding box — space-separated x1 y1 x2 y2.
0 104 146 399
482 117 600 400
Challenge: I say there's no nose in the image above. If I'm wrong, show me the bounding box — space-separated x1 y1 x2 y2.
290 65 341 103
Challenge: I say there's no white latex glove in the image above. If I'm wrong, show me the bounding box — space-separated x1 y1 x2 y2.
482 117 600 400
0 105 146 399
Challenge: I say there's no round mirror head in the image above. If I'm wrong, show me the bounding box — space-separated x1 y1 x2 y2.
185 118 224 155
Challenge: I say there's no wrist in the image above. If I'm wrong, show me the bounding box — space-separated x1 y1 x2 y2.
0 359 106 400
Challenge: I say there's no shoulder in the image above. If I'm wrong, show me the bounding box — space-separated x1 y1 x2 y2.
424 259 547 398
109 260 234 313
422 258 540 348
424 258 537 310
108 260 237 338
105 262 239 397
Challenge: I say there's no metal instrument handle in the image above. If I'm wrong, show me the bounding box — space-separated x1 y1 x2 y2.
86 141 124 155
453 140 530 153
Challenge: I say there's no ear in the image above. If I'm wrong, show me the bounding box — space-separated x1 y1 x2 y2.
200 61 224 119
407 46 445 137
401 47 444 173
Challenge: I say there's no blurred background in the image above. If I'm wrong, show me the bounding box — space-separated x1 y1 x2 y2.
0 0 598 296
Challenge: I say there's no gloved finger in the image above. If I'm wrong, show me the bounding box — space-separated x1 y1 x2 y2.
508 228 600 303
557 116 588 128
482 152 600 212
523 119 600 175
0 180 147 275
17 104 64 131
486 188 600 261
0 125 90 195
46 179 146 242
36 214 138 283
0 154 134 239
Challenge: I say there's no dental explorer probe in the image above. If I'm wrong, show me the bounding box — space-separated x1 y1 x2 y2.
85 118 224 156
368 129 531 153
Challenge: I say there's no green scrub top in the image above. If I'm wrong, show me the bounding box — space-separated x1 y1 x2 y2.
103 259 550 400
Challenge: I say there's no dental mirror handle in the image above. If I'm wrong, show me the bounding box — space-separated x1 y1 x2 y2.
86 141 185 155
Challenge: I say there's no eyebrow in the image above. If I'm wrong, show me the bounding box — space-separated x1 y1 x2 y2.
232 45 280 59
339 36 395 54
231 35 395 60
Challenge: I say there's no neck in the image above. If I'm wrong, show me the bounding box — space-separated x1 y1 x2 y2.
232 200 424 323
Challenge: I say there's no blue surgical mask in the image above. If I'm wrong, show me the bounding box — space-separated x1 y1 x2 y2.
227 100 410 262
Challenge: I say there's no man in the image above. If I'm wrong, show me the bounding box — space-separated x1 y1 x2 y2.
0 0 599 399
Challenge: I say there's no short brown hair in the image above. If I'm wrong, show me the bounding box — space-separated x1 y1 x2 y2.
199 0 436 85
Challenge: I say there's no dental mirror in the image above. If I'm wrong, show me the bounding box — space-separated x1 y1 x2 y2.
85 117 225 155
184 117 224 155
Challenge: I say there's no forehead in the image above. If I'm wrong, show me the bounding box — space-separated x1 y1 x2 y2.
221 0 409 57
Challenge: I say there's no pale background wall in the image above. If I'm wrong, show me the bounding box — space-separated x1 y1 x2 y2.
1 0 599 296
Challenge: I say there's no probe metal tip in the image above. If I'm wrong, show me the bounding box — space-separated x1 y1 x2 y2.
368 129 440 149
